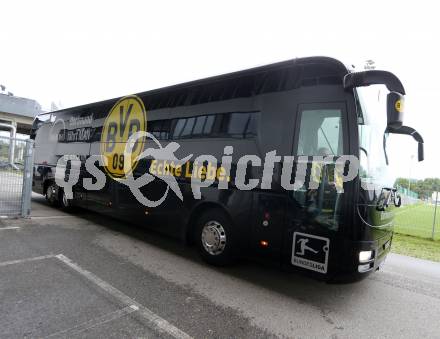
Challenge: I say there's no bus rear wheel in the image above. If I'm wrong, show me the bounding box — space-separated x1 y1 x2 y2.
45 182 58 206
196 209 236 266
58 188 72 210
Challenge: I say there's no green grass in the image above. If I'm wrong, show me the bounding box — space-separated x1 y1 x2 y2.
391 233 440 262
390 203 440 261
394 203 440 241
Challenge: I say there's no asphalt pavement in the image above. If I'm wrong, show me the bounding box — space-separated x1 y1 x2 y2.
1 193 440 338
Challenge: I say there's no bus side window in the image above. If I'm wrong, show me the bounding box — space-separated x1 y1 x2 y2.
172 118 186 139
203 115 215 134
192 116 206 136
170 112 258 140
297 109 343 156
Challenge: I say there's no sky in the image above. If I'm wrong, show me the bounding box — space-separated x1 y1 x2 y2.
1 0 439 179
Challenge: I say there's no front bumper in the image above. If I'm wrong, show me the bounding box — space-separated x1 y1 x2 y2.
357 236 392 273
327 233 393 283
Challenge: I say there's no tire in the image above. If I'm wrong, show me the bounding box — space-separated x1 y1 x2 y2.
58 188 72 211
195 209 237 266
45 182 58 206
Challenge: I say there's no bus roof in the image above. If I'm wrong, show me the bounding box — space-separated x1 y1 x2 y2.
39 56 347 116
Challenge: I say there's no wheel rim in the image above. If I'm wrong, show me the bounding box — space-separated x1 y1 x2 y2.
46 185 54 201
201 221 226 255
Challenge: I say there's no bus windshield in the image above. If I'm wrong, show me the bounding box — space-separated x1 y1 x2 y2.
356 86 395 191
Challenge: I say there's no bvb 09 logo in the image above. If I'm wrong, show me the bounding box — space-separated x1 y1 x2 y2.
100 95 147 178
395 99 403 113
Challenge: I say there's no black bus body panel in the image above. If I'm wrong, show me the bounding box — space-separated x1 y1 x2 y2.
31 57 392 282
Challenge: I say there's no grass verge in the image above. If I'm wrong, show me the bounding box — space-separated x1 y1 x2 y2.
394 203 440 241
391 233 440 262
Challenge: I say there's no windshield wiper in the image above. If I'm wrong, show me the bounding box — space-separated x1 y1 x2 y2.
319 127 335 155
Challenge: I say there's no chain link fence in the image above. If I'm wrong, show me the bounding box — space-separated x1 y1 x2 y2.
394 192 440 241
0 135 34 218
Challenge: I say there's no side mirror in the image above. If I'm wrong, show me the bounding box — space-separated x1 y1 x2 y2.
418 142 424 162
387 92 404 129
387 125 424 162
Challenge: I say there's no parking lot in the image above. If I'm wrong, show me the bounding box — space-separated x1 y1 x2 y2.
0 195 270 338
1 194 440 338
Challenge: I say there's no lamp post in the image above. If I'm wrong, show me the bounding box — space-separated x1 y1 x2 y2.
408 154 415 196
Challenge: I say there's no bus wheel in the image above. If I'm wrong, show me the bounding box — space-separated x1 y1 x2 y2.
45 183 58 206
59 189 71 210
196 209 236 266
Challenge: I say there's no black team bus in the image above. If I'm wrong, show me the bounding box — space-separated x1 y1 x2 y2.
31 57 424 282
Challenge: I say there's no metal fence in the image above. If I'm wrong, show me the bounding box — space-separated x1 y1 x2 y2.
394 192 440 241
0 136 34 218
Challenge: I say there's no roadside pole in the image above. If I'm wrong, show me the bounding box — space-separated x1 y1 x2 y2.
20 139 34 218
432 191 438 240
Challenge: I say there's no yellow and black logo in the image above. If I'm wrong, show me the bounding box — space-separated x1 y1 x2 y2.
395 99 403 113
100 95 147 179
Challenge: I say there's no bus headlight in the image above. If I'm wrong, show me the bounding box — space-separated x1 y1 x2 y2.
359 250 373 263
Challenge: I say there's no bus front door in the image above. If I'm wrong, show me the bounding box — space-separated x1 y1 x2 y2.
283 102 348 276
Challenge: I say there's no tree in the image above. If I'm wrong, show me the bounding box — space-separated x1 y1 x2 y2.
394 177 440 200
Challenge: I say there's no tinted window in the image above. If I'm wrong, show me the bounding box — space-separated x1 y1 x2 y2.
151 120 162 139
317 117 341 154
169 111 258 140
228 113 251 137
172 119 186 139
193 116 206 135
181 117 195 137
160 120 171 140
245 113 258 137
297 109 343 155
203 115 215 134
